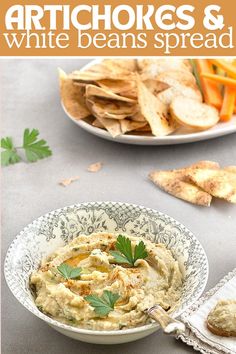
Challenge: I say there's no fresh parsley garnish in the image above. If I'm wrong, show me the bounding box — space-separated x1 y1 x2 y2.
23 128 52 162
57 263 82 280
110 235 148 266
1 137 21 166
85 290 120 316
1 128 52 166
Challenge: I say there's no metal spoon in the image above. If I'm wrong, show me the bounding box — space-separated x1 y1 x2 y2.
145 304 185 335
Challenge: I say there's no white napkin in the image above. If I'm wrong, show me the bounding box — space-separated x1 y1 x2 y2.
178 269 236 354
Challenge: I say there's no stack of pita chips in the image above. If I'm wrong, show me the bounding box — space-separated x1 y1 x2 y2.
59 59 220 138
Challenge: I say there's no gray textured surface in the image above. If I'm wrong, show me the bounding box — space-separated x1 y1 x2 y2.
1 59 236 354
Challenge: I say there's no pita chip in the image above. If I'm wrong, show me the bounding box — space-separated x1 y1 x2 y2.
149 170 212 207
85 84 136 103
93 116 122 137
120 120 147 134
137 76 177 136
224 166 236 174
92 119 104 128
187 168 236 203
59 68 90 120
143 79 169 96
96 79 136 95
87 98 137 120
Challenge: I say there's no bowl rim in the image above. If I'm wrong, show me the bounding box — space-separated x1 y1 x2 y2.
4 201 209 336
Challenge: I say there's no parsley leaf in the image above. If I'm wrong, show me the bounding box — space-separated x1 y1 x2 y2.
1 129 52 166
133 240 148 263
1 137 21 166
116 235 133 264
110 235 148 266
85 290 120 316
1 137 14 150
57 263 82 280
109 251 130 264
23 128 52 162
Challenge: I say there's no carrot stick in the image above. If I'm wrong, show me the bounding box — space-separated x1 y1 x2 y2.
195 59 222 110
201 73 236 89
209 59 236 80
220 87 236 121
233 60 236 115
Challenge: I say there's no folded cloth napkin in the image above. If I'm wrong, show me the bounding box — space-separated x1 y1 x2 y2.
178 269 236 354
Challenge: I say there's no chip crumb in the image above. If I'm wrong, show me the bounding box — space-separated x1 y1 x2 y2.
59 176 80 187
87 162 103 173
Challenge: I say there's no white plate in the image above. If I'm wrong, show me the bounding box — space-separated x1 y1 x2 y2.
63 59 236 146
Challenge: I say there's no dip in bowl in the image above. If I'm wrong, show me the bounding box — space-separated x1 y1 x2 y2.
30 233 183 331
4 201 208 344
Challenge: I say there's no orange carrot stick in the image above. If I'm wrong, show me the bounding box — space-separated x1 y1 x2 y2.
220 87 236 121
209 59 236 80
233 60 236 115
195 59 222 110
201 73 236 89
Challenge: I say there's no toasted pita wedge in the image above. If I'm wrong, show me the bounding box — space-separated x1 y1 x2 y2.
157 84 202 107
138 59 192 79
96 79 136 94
172 161 220 183
137 77 177 136
85 85 136 103
187 168 236 203
189 161 220 169
104 113 131 120
70 71 113 82
144 80 169 96
59 69 90 120
157 70 200 91
118 88 137 99
73 81 96 88
224 166 236 174
87 98 137 119
91 117 146 137
92 119 104 128
131 112 147 122
134 124 151 132
149 170 212 206
120 120 147 134
93 116 122 137
170 96 219 130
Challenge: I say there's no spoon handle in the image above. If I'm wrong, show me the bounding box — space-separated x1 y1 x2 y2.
146 305 185 335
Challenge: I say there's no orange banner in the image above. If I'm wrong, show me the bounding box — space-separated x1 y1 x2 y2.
0 0 235 56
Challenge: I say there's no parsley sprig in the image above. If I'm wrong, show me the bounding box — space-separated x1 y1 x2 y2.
85 290 120 316
57 263 82 280
110 235 148 266
1 128 52 166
